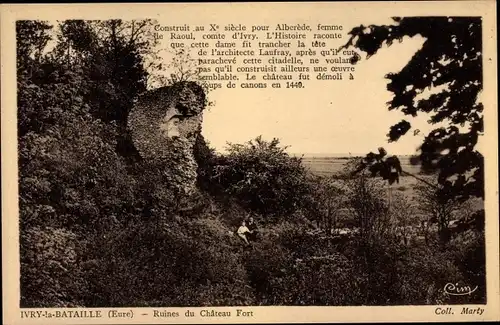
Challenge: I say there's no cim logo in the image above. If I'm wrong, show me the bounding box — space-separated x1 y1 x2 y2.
444 283 479 296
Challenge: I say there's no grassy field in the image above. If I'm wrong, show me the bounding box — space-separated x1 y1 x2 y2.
300 155 484 224
300 155 423 177
300 155 426 201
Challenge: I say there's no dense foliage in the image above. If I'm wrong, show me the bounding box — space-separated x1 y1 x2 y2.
205 136 312 216
17 19 161 306
343 17 484 202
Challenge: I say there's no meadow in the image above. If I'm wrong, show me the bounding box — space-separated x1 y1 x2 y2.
302 155 425 200
300 154 422 177
301 155 484 227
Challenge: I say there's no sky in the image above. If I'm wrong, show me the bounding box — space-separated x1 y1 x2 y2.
49 12 450 157
157 13 445 156
192 32 439 156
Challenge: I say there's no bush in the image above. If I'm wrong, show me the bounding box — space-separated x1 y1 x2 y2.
244 241 294 304
80 217 254 307
20 227 84 307
268 255 364 306
346 176 391 242
208 136 311 216
246 221 364 306
393 245 465 305
446 229 486 304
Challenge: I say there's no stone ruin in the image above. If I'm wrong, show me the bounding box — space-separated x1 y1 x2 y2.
127 81 207 194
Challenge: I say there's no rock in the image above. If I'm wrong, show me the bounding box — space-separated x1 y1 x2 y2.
128 81 206 194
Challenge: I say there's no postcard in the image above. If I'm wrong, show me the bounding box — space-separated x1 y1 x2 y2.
1 1 498 324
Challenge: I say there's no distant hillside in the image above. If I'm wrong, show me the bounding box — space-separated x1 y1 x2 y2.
299 155 423 177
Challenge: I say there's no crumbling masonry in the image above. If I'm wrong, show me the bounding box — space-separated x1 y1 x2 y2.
128 81 207 194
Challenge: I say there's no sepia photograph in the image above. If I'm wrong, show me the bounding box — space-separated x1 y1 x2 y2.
2 1 499 324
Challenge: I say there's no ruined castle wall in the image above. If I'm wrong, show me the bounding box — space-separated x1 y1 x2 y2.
127 82 206 194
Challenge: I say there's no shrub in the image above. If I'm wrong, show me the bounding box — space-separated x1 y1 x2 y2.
446 229 486 304
80 217 253 307
346 176 391 243
394 245 465 305
208 136 311 217
20 227 83 307
244 241 294 303
302 176 347 233
415 180 461 245
275 256 365 306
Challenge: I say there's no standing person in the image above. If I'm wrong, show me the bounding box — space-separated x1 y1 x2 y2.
237 220 252 246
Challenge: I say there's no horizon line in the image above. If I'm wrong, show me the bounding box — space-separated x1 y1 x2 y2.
288 152 418 157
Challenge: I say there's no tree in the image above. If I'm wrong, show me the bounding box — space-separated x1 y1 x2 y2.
351 147 404 185
16 20 53 70
307 176 345 233
50 19 167 162
193 131 219 191
390 193 415 247
342 17 484 202
211 136 311 216
17 18 219 308
347 176 390 243
153 48 216 110
415 179 467 245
